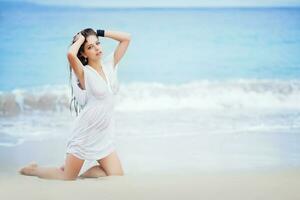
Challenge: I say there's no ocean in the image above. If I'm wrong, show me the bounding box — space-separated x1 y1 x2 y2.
0 2 300 173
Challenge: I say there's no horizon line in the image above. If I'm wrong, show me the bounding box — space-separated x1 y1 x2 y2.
2 1 300 9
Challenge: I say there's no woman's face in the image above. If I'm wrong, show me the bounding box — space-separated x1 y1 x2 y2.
82 35 102 61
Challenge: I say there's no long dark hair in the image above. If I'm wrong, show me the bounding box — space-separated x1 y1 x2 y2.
68 28 98 116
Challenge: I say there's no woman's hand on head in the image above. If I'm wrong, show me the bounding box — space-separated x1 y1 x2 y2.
73 32 85 43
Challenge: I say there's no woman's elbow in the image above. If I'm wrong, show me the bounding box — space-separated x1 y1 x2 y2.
67 52 76 61
125 33 131 41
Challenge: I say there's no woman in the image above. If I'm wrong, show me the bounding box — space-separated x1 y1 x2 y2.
19 28 131 180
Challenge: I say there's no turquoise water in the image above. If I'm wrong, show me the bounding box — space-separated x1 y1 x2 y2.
0 3 300 91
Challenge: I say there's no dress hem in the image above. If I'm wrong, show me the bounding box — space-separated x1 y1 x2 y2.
66 145 116 161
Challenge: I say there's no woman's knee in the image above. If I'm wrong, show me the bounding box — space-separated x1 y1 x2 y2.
63 153 84 180
63 174 78 181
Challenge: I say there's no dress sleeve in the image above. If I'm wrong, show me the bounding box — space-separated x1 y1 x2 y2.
104 51 119 72
103 51 120 94
71 70 87 106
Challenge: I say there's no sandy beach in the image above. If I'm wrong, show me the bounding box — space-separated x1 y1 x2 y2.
0 137 299 200
0 167 299 200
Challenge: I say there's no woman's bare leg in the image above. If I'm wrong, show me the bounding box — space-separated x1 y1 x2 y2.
79 150 124 178
98 150 124 176
19 153 84 180
79 165 107 178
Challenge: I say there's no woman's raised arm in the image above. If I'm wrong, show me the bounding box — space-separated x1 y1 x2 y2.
102 30 131 69
67 33 86 89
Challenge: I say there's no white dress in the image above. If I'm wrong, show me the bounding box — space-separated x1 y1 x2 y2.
66 51 120 160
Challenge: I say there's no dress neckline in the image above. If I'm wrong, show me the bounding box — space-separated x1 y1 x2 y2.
85 61 112 93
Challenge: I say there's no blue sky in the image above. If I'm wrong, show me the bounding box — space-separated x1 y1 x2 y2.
2 0 300 7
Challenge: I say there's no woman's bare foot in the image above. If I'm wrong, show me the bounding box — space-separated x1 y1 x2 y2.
19 162 38 176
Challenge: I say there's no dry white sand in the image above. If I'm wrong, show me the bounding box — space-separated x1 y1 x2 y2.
0 168 299 200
